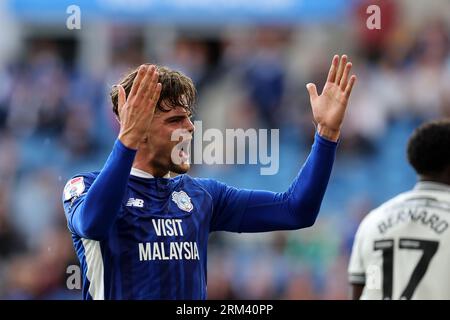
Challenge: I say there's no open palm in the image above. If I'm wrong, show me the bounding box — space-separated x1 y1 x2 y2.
306 55 356 141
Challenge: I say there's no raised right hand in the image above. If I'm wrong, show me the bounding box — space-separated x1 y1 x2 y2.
306 55 356 142
117 65 162 150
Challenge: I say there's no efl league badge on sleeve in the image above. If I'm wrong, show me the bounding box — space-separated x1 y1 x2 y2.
64 177 85 201
171 191 193 212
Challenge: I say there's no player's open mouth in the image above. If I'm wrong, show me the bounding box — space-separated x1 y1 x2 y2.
178 139 191 163
179 148 189 162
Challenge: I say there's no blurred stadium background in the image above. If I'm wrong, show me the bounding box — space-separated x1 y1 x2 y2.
0 0 449 299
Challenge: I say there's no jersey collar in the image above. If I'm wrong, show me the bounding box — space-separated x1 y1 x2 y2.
414 181 450 193
130 167 170 179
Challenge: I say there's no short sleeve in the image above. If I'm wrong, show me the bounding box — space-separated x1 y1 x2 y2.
348 222 366 285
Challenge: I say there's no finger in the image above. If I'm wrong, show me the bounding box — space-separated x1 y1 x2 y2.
150 83 162 109
326 55 339 83
340 62 352 90
129 65 148 98
335 55 347 84
137 65 155 98
144 67 159 100
345 75 357 99
117 85 126 111
306 83 318 100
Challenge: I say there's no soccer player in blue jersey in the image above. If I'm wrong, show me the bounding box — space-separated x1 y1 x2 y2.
62 55 356 299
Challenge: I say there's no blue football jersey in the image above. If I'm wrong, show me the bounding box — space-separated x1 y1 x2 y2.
64 172 234 299
62 134 337 300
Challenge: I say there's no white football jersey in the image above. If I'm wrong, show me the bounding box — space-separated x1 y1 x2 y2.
348 182 450 299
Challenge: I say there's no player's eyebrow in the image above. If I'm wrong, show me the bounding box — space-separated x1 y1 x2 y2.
165 115 189 123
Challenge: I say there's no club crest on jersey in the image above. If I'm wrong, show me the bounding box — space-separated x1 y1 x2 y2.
171 191 193 212
63 177 85 201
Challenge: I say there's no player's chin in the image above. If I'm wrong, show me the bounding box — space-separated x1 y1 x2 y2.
170 162 190 174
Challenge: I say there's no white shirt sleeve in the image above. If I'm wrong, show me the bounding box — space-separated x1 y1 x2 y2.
348 221 366 285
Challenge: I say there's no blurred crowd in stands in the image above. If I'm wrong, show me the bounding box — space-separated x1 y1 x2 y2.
0 0 449 299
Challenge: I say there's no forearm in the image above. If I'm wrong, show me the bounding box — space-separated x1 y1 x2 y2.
72 139 136 239
351 284 364 300
238 132 337 232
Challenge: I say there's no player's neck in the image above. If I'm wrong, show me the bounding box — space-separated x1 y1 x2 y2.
132 157 170 178
418 174 450 186
133 163 170 178
132 146 171 178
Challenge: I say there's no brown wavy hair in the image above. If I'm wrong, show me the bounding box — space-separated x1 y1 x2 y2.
110 64 196 118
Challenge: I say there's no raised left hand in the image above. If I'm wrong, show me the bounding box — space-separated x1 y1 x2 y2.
306 55 356 142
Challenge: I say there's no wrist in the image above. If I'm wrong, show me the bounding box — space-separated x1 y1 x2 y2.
317 125 340 142
118 132 140 150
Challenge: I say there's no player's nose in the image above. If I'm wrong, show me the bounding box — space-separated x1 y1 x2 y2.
185 117 195 134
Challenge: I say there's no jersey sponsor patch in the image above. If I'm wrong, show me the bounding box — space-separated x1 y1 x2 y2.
64 177 85 201
171 190 193 212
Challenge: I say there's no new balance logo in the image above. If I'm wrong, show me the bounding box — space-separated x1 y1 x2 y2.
126 198 144 208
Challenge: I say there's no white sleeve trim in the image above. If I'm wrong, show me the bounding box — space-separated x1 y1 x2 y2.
348 272 366 284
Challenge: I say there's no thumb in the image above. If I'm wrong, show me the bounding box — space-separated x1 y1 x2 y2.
117 85 126 110
306 83 318 100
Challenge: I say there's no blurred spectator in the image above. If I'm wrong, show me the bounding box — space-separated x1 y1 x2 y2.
354 0 400 63
241 28 288 129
